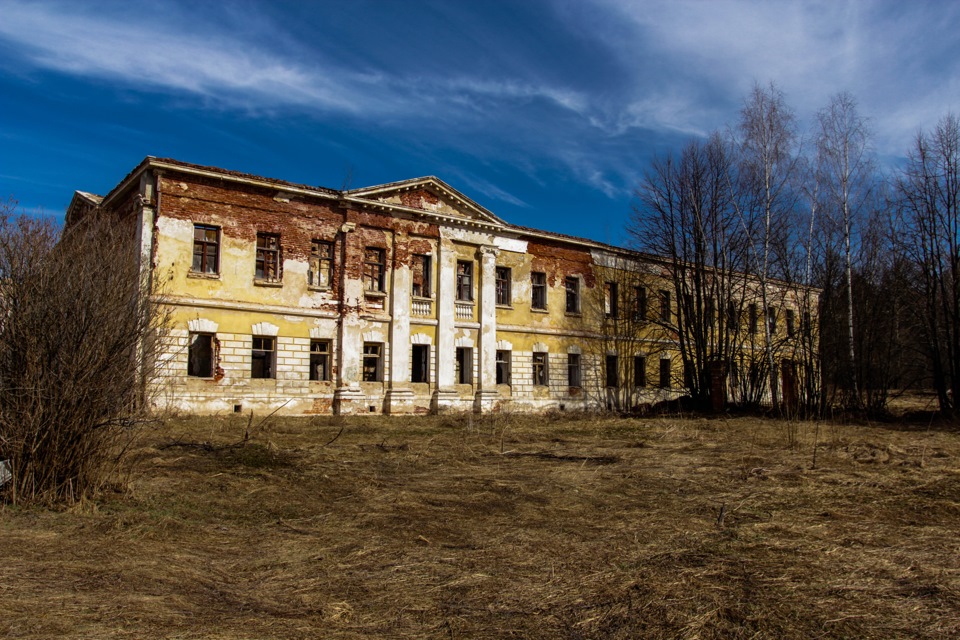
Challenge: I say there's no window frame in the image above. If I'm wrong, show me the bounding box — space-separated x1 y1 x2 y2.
496 350 511 385
748 304 758 334
191 224 220 275
255 232 281 282
565 276 580 314
456 260 474 302
362 343 383 382
634 355 647 387
411 254 432 298
532 351 549 386
633 286 647 321
567 353 582 388
455 347 473 384
251 336 276 379
531 272 547 310
363 247 386 293
659 358 672 388
605 354 619 388
495 266 511 306
604 282 618 318
411 344 430 383
309 240 334 289
786 309 796 337
309 339 331 382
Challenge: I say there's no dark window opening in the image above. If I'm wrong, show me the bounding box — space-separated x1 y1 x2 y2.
605 282 618 318
567 353 581 388
768 306 777 334
659 359 672 388
251 336 276 379
786 309 795 337
192 224 220 274
634 286 647 321
495 266 511 305
456 261 473 301
411 344 429 383
456 347 473 384
496 350 511 384
606 354 619 388
309 340 331 381
565 277 580 313
532 351 548 386
659 290 671 322
748 304 758 334
188 333 214 377
255 233 281 281
634 356 647 387
531 272 547 310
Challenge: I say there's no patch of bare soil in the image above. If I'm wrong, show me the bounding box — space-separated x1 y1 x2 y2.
2 413 959 638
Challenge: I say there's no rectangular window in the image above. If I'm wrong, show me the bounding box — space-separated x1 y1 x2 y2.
455 347 473 384
362 343 383 381
634 356 647 387
659 290 671 322
532 351 548 386
188 333 214 377
705 297 715 325
748 303 758 334
411 344 429 383
363 248 386 292
255 233 281 281
192 224 220 274
802 311 812 337
659 359 672 388
495 266 511 305
567 353 581 388
565 277 580 313
456 261 473 301
309 340 331 381
251 336 276 379
496 350 511 384
786 309 796 337
768 306 777 334
727 301 740 331
531 272 547 310
411 254 431 298
605 282 618 318
309 240 334 288
606 354 619 388
633 286 647 321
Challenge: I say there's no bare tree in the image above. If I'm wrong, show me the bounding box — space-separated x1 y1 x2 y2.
897 114 960 415
815 92 874 407
0 201 167 504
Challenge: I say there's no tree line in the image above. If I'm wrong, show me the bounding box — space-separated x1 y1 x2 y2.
630 82 960 417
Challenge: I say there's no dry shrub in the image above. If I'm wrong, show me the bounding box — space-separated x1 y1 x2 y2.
0 202 166 504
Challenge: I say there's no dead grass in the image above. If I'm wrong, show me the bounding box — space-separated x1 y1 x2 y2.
2 411 959 638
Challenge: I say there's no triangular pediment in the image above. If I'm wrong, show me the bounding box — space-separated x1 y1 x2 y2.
345 177 506 226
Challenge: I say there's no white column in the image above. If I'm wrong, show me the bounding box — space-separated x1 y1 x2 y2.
333 221 365 414
475 245 499 411
433 237 458 410
385 233 415 413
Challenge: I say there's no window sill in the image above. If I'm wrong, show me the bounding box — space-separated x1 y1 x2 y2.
531 308 549 314
565 311 581 317
308 285 332 292
365 290 388 298
187 271 220 280
496 304 513 310
412 295 433 302
456 299 474 305
254 279 283 288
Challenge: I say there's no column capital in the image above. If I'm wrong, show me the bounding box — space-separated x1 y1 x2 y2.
476 245 499 261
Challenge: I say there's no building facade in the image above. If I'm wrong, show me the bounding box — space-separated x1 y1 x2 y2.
68 157 811 415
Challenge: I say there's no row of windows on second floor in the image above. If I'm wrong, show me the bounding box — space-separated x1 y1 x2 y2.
187 333 679 390
189 224 808 334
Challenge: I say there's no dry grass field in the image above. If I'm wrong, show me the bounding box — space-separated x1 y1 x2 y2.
2 409 959 639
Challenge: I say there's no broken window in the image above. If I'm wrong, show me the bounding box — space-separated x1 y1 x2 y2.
187 333 214 377
495 266 511 305
362 343 383 381
659 290 671 322
411 254 431 298
659 358 672 388
532 351 548 386
309 240 334 288
727 301 740 332
786 309 796 337
411 344 429 383
531 272 547 310
496 350 511 384
634 356 647 387
748 303 758 334
565 276 580 313
255 233 281 282
605 282 618 318
309 340 331 381
251 336 276 379
455 347 473 384
705 297 715 325
567 353 581 388
364 248 386 292
633 286 647 321
456 261 473 301
191 224 220 274
606 354 619 388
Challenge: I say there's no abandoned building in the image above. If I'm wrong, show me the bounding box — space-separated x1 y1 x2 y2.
67 157 812 415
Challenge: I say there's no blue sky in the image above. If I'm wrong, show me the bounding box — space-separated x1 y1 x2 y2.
1 0 958 244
